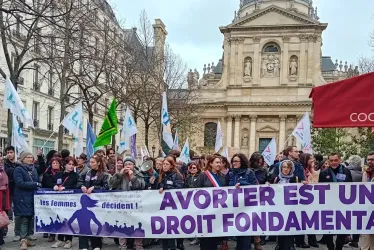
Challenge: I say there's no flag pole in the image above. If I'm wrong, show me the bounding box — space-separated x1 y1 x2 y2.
40 121 63 150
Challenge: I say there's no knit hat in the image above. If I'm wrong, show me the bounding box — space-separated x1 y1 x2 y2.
20 150 34 162
123 157 136 166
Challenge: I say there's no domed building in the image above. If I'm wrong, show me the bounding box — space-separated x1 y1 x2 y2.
189 0 357 155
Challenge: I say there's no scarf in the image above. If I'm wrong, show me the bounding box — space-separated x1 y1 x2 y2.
328 165 344 182
51 168 59 176
24 163 34 172
277 161 295 184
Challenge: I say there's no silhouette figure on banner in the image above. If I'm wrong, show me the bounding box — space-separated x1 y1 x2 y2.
36 194 145 237
67 195 102 235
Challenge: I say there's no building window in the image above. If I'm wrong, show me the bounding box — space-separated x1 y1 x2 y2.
32 101 39 127
259 138 272 153
48 68 54 95
33 138 54 155
15 14 22 36
95 37 99 56
263 43 280 53
204 122 217 147
93 121 98 134
47 106 54 131
33 64 40 91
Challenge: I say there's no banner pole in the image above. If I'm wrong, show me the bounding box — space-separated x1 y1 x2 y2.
41 121 63 150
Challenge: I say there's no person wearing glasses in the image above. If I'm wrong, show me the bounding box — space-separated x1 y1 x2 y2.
269 146 305 184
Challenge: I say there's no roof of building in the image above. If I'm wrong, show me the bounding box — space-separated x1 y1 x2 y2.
211 55 336 75
321 56 336 72
242 0 311 5
93 0 119 25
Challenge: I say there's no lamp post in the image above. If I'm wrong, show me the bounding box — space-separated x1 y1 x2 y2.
152 145 156 157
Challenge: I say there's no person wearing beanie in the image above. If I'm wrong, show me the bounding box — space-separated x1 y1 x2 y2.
13 150 43 250
110 156 145 250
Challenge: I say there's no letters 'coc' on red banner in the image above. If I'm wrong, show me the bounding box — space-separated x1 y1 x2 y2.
310 72 374 128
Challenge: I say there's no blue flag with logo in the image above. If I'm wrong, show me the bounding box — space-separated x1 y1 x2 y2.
86 120 96 160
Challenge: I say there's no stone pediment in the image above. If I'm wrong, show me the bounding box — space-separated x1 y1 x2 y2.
257 125 279 132
229 5 318 28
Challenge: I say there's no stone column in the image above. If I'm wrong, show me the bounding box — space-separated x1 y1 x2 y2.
225 116 233 147
306 35 315 85
299 35 307 85
282 35 290 85
229 38 236 86
252 37 261 86
249 115 257 154
234 115 241 148
236 38 245 86
279 115 287 152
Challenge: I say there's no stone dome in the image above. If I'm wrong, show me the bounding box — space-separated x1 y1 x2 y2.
242 0 311 5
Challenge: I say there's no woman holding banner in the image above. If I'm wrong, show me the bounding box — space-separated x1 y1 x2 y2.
229 153 258 250
78 154 110 250
196 155 228 250
158 156 184 250
295 154 319 248
51 156 79 249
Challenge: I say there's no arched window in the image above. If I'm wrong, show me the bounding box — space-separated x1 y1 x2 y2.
204 122 217 147
263 43 280 53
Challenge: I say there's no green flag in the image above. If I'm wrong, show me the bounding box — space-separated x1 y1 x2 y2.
94 98 118 147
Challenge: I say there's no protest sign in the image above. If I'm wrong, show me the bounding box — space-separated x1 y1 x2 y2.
34 183 374 238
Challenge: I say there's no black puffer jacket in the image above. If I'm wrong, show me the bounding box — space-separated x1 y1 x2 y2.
157 171 183 190
252 167 268 184
78 169 110 190
55 171 79 190
184 172 201 188
4 159 16 195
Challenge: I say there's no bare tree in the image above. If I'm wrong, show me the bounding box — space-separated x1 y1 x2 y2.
0 0 72 143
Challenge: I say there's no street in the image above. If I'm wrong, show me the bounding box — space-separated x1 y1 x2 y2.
1 221 357 250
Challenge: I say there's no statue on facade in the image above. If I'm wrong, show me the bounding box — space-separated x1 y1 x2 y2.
288 0 295 9
244 59 252 77
289 58 298 76
193 69 200 84
255 0 262 10
261 54 280 78
187 69 194 85
241 132 249 147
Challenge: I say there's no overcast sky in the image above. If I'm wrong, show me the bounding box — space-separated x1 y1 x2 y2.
108 0 374 72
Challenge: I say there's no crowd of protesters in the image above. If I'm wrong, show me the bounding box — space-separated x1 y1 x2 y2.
0 145 373 250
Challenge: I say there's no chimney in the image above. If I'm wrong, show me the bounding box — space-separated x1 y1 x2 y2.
152 19 167 63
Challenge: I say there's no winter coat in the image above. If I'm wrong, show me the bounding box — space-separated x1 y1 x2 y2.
184 172 201 188
318 165 353 183
110 170 145 191
78 169 110 190
4 159 16 196
54 171 79 190
269 159 305 183
347 165 363 182
76 165 90 178
42 168 62 188
228 168 258 186
157 171 183 190
197 171 228 188
13 164 40 216
252 167 268 184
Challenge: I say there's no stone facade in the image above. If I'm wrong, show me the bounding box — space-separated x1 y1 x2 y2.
192 0 356 156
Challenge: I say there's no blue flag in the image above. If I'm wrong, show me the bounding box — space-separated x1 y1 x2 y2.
86 120 96 160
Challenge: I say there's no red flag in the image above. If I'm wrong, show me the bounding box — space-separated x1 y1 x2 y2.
310 72 374 128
